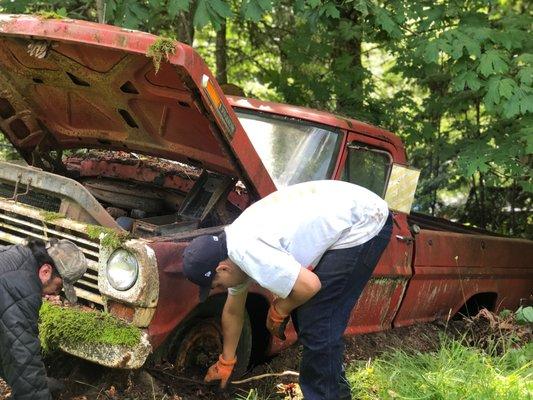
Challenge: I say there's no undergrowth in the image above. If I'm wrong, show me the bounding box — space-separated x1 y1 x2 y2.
348 337 532 400
39 302 141 353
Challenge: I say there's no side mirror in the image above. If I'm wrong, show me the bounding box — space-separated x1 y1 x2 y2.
384 164 420 214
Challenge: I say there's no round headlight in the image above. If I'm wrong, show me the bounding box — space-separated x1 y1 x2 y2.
106 249 139 291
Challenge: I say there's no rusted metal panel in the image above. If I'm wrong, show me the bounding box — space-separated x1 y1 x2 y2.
393 230 533 327
0 14 276 197
146 241 199 348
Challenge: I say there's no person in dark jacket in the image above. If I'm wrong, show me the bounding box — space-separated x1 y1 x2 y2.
0 238 88 400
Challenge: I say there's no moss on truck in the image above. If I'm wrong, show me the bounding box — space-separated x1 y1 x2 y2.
39 302 141 353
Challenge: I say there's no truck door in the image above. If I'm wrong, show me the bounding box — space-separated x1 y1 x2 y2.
335 134 414 334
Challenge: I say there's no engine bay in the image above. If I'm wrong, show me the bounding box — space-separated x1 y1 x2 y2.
0 150 251 239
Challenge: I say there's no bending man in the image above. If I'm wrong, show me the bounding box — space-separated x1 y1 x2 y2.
183 180 393 400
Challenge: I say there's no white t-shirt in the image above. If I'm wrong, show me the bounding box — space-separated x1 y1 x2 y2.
225 180 389 298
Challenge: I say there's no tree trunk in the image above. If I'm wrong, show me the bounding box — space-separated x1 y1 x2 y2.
177 1 197 45
334 8 363 115
215 21 227 84
96 0 105 23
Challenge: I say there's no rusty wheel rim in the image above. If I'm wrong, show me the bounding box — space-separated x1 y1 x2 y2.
174 319 222 374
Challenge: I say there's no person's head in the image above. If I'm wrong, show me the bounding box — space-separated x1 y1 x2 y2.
183 233 247 302
26 238 88 302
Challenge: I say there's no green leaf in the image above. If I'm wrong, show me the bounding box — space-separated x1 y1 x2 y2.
307 0 321 8
498 78 515 99
484 77 501 106
375 8 399 37
105 0 117 20
515 53 533 65
517 66 533 85
515 306 533 324
503 93 520 118
451 39 464 60
57 7 67 17
465 71 481 91
479 50 508 77
324 3 340 19
193 0 210 27
168 0 189 18
354 0 369 17
424 40 440 64
208 0 233 19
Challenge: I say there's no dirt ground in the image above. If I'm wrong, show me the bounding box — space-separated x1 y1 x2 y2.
0 314 529 400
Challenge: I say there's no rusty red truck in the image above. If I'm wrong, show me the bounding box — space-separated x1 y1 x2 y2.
0 14 531 375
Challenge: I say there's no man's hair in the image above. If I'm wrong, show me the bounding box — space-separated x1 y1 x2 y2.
26 238 59 277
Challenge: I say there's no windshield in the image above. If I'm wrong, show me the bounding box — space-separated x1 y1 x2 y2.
236 111 342 187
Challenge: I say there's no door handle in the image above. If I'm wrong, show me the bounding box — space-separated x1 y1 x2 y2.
396 235 414 244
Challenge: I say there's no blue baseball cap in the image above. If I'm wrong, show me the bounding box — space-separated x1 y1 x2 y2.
183 233 228 302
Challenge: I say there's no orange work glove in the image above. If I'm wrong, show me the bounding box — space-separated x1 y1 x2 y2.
204 354 237 389
266 300 290 340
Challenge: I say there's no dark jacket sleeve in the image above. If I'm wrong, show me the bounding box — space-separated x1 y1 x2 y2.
0 270 52 400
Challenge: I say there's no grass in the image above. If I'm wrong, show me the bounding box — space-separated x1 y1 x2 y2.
39 302 142 353
348 337 532 400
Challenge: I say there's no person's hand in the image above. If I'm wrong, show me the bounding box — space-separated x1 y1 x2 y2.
266 300 290 340
204 354 237 389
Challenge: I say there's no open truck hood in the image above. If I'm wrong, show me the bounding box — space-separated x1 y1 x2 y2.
0 14 275 197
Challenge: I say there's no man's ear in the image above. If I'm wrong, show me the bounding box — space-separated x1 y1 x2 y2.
38 263 53 282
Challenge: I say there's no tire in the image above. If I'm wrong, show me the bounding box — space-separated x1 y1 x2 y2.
172 296 252 378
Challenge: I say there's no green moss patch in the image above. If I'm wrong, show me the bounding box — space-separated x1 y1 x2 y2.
147 37 176 73
39 302 141 353
35 11 65 19
41 211 65 223
86 225 128 250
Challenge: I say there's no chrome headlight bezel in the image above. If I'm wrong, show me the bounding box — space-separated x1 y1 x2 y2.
105 248 139 291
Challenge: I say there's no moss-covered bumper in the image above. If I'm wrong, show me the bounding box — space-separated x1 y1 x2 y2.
40 302 152 369
59 331 152 369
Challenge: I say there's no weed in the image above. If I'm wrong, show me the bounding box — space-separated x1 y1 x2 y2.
348 337 532 400
516 306 533 324
39 302 141 353
41 211 65 223
35 10 66 19
86 225 128 250
146 37 176 73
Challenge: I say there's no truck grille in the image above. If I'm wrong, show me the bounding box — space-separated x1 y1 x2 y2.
0 198 104 308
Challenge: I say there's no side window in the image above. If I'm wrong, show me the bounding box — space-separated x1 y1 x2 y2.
341 143 392 197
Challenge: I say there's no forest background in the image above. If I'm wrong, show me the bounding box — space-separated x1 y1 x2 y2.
0 0 531 238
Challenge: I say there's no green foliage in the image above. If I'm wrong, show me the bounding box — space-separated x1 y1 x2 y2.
35 9 67 19
86 225 127 250
515 306 533 325
146 36 176 73
348 338 533 400
39 302 141 353
41 211 66 223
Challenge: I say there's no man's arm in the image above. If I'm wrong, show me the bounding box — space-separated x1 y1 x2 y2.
221 288 248 361
273 267 321 316
204 288 248 388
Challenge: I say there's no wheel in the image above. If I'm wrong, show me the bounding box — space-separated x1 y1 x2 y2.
172 298 252 379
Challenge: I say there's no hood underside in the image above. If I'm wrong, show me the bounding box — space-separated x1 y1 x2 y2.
0 14 276 197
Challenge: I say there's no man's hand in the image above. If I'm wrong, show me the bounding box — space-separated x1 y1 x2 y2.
266 300 290 340
204 354 237 389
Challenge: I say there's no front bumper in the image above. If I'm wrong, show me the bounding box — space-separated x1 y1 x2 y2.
59 331 152 369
